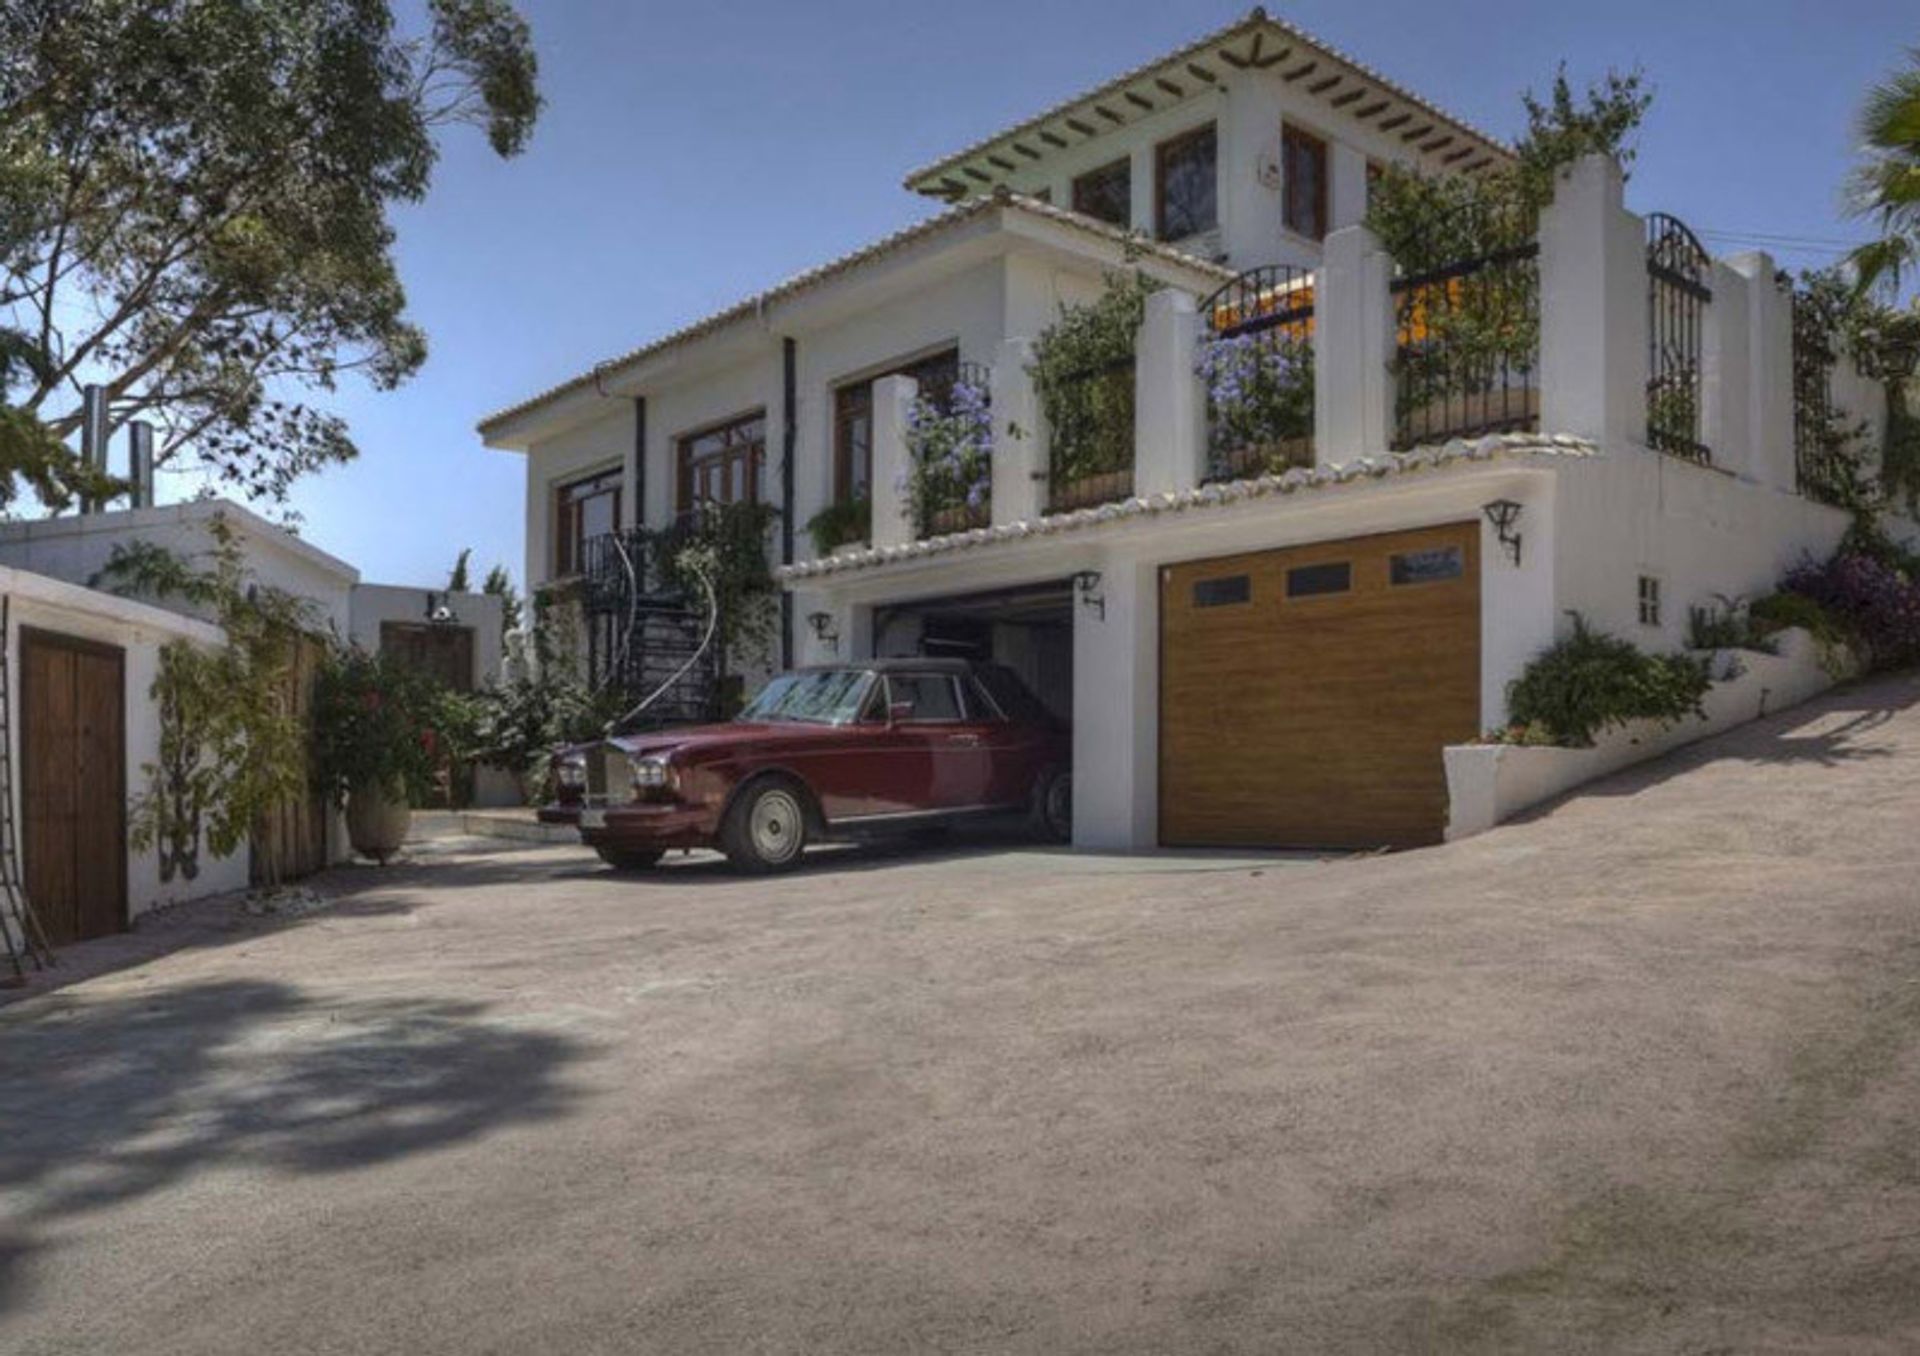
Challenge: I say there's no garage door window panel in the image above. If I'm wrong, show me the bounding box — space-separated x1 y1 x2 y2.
1389 546 1465 586
1192 574 1251 608
1285 561 1352 598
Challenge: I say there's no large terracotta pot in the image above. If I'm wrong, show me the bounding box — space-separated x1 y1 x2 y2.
345 780 411 864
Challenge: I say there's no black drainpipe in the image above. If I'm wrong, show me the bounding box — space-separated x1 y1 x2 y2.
780 336 797 669
630 396 646 533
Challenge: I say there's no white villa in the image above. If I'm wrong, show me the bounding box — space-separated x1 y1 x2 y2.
479 10 1896 852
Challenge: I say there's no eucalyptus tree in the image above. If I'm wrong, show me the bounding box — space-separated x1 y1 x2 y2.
0 0 540 509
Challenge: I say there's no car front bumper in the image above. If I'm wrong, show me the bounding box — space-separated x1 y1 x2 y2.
576 799 720 852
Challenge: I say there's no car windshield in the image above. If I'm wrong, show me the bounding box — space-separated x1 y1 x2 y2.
738 668 875 725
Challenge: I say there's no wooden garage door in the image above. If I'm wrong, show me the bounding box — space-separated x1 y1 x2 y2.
21 628 127 945
1159 522 1479 849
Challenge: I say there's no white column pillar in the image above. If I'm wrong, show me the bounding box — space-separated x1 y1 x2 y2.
1538 153 1646 447
870 374 917 548
1221 74 1285 266
1728 252 1796 492
1313 223 1393 464
1134 289 1206 497
1702 260 1751 479
1071 556 1157 850
989 338 1044 524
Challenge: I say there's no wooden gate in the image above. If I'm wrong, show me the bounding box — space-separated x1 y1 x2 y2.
21 628 127 945
251 633 328 884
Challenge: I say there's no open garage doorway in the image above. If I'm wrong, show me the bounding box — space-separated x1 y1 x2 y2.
872 580 1074 723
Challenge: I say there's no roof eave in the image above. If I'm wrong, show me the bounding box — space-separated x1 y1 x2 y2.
902 9 1514 200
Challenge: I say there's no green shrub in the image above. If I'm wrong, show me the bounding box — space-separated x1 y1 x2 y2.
805 496 869 555
1504 614 1712 747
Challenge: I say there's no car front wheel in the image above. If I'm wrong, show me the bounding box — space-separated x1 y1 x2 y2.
720 778 809 873
595 846 664 871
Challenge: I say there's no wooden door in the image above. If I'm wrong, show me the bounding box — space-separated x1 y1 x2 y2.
1159 522 1480 849
21 628 127 945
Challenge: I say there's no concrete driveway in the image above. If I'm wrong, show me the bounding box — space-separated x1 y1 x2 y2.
5 675 1920 1354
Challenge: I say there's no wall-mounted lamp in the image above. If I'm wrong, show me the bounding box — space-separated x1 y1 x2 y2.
1483 499 1524 567
806 610 840 652
424 590 456 626
1072 569 1105 621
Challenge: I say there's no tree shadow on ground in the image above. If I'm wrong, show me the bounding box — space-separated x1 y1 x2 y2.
0 980 585 1310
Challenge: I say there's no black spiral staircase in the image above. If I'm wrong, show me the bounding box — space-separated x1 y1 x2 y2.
580 530 722 729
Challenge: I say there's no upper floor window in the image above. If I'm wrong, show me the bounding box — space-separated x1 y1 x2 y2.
553 466 621 576
1155 124 1216 241
1283 125 1329 241
833 349 958 506
1071 157 1131 228
678 411 765 514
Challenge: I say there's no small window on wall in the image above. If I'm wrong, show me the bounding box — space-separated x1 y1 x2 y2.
1282 124 1329 241
1192 574 1251 608
1155 124 1217 241
1286 561 1351 598
1638 575 1662 627
1071 158 1131 228
1390 546 1465 586
1366 159 1386 209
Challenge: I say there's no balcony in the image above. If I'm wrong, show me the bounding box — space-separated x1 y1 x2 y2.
848 154 1847 558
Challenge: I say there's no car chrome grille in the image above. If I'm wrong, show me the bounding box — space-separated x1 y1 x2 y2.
586 744 634 805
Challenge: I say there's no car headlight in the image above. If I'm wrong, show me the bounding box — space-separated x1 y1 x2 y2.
554 754 587 790
629 756 671 790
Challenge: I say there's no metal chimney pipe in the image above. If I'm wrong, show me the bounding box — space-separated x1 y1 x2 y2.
79 384 108 514
128 420 154 509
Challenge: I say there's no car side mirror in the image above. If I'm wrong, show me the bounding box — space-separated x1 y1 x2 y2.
887 701 914 726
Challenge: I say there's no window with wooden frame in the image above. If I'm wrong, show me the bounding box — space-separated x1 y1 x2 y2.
832 348 959 506
1155 124 1217 241
677 411 766 515
1282 124 1329 241
1071 157 1131 228
552 466 621 577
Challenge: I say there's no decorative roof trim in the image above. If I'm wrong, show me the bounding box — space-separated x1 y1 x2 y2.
778 433 1597 582
903 8 1514 198
476 191 1232 440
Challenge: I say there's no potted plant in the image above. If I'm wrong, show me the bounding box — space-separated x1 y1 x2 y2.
312 647 439 862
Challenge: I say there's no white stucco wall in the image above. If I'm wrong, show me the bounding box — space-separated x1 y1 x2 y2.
347 583 505 688
0 500 359 638
2 565 248 940
1550 445 1851 650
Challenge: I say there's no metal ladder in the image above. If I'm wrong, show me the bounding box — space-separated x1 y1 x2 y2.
0 595 56 983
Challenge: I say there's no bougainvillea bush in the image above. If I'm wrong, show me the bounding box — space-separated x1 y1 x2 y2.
1779 552 1920 670
1195 332 1314 476
901 377 992 534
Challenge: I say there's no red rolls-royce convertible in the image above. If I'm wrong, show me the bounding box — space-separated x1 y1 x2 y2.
542 659 1072 873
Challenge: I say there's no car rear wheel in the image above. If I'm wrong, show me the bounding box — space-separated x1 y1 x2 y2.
721 777 809 873
595 846 664 871
1032 768 1072 843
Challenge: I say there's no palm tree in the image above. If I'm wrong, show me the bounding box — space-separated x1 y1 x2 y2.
1849 50 1920 295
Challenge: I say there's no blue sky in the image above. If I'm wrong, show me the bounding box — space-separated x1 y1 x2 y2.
247 0 1917 590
